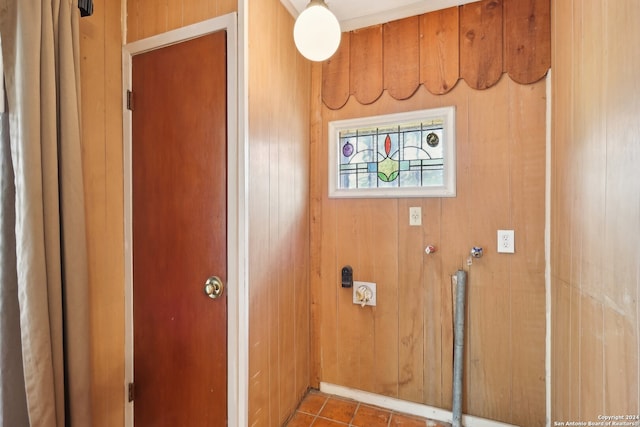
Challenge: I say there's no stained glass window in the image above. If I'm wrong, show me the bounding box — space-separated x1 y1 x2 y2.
328 107 456 198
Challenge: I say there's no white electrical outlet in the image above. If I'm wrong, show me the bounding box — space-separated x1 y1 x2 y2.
409 207 422 226
497 229 515 253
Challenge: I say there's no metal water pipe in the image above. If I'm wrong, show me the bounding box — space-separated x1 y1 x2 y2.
452 269 467 427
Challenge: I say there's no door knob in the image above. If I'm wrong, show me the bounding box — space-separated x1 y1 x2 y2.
204 276 224 299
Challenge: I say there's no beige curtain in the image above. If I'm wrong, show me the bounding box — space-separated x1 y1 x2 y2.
0 0 92 425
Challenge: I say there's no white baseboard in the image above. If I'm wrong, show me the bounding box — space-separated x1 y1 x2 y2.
319 382 519 427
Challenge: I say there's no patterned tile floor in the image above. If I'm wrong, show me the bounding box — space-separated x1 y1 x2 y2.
284 390 451 427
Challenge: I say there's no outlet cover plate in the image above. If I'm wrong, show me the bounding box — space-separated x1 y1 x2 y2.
497 229 515 253
353 281 377 306
409 207 422 226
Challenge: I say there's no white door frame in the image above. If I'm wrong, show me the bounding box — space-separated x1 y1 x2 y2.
122 13 248 427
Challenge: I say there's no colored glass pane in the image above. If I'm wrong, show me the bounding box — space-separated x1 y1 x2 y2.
338 119 445 190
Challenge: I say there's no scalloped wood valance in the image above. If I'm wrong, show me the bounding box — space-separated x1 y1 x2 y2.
322 0 550 110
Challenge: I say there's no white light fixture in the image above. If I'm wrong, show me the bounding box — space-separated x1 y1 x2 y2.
293 0 341 62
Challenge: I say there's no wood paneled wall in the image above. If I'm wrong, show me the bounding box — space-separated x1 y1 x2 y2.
551 0 640 421
310 75 547 425
82 1 310 426
322 0 551 109
82 1 241 425
247 1 311 426
79 1 125 426
76 0 640 425
126 1 311 427
126 0 236 42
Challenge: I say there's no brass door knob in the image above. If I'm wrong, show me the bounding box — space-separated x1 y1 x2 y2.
204 276 224 299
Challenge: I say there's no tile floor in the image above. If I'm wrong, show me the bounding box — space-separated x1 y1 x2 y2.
284 390 451 427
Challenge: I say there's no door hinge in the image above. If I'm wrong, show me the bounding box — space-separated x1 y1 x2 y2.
127 90 134 111
128 382 135 402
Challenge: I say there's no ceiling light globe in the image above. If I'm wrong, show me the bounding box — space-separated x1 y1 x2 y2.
293 1 341 62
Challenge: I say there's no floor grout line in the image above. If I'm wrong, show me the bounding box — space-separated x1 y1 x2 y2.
350 402 361 426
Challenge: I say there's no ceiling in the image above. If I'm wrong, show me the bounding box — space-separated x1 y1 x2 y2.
280 0 481 32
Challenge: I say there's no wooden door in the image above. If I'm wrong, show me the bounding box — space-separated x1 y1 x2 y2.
132 30 228 426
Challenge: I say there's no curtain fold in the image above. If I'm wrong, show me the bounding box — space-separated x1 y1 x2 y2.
0 0 92 425
1 99 29 427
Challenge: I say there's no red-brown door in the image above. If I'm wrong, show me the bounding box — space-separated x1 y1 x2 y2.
132 30 228 426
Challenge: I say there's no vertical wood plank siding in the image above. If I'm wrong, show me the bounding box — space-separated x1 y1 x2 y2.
80 1 125 425
420 7 460 95
551 0 640 421
311 77 547 425
125 1 311 427
312 3 549 425
322 0 550 108
383 16 421 101
349 25 384 105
